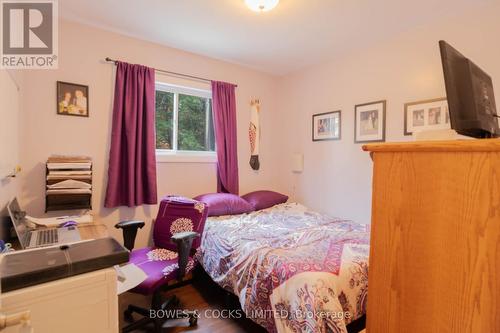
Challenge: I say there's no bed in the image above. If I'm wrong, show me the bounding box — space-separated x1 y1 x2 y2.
197 202 370 333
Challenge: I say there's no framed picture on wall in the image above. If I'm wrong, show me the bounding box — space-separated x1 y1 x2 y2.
57 81 89 117
312 110 341 141
354 100 386 143
404 98 449 135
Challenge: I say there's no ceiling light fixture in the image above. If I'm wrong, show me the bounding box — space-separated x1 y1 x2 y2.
245 0 280 12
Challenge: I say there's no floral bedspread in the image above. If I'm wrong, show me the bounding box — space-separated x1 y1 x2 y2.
197 203 370 333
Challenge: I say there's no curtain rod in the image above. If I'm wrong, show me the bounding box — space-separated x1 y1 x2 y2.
105 57 237 87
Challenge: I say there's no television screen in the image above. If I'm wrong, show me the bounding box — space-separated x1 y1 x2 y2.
439 40 499 138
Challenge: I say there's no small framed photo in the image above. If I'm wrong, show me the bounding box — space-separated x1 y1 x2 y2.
57 81 89 117
354 100 386 143
312 111 341 141
404 98 449 135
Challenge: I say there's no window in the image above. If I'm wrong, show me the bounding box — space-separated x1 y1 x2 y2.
155 83 216 162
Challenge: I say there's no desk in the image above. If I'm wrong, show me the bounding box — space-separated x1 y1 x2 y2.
1 223 121 333
78 223 109 239
1 267 118 333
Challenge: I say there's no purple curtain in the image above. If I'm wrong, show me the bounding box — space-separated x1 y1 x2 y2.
211 81 239 195
104 62 157 208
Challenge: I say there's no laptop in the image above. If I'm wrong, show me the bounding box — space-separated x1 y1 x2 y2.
7 198 81 249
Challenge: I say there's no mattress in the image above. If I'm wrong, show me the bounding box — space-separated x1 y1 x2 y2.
197 203 370 333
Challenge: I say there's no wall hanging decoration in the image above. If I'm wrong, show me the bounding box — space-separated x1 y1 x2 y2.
354 100 386 143
57 81 89 117
404 98 449 135
249 99 261 170
312 111 341 141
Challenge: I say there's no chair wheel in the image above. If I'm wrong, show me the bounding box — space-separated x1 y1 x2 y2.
124 309 133 322
189 316 198 327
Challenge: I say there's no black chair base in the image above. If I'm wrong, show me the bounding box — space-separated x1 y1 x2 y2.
122 292 198 333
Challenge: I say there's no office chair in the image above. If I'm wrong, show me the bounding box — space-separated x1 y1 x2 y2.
115 196 208 333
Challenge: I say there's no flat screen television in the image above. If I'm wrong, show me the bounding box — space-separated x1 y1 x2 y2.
439 40 499 138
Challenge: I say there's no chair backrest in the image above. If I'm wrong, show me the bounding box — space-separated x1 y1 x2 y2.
153 195 208 252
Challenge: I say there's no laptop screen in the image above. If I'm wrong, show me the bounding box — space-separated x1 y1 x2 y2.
7 198 29 247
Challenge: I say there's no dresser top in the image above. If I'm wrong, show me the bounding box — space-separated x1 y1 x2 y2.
362 139 500 152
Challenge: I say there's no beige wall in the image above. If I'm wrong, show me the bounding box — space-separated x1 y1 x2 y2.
8 2 500 247
277 2 500 224
17 20 284 246
0 177 18 239
0 70 23 240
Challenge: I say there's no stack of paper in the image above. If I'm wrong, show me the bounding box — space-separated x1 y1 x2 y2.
46 189 92 194
47 155 91 163
47 162 91 170
47 170 92 182
47 179 91 189
47 174 92 180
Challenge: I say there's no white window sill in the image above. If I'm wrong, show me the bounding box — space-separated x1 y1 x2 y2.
156 150 217 164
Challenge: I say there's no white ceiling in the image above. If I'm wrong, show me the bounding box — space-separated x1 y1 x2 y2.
60 0 495 76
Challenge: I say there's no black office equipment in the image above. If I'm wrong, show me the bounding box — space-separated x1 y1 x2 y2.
439 40 499 138
0 237 128 292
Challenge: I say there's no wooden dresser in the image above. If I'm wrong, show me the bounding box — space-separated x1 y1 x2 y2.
363 140 500 333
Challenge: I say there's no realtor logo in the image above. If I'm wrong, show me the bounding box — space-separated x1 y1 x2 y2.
1 0 58 69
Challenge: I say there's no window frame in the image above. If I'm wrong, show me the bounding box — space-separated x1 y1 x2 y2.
155 82 216 164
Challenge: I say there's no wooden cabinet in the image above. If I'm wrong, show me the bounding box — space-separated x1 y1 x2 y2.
363 140 500 333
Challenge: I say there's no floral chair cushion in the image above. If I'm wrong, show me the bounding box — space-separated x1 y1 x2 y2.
130 247 195 295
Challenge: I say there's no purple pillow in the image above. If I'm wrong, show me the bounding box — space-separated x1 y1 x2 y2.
193 193 254 217
241 190 289 211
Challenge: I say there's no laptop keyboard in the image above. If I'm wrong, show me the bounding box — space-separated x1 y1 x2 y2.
25 232 31 246
36 229 58 246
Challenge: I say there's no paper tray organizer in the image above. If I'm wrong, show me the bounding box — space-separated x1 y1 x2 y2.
46 156 93 212
0 237 129 292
